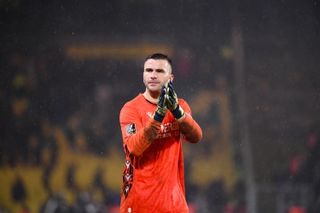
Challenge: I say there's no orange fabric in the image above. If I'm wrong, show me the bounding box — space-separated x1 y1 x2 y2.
178 113 203 144
288 206 306 213
119 94 202 213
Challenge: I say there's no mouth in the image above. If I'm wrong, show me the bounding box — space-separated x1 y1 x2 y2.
148 82 160 86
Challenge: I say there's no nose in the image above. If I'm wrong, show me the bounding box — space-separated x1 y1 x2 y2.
150 71 157 79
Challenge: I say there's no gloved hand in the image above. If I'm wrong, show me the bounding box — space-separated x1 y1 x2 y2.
153 85 167 122
165 81 185 120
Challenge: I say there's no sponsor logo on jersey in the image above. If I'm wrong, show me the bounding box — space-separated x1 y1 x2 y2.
157 122 180 139
146 112 152 118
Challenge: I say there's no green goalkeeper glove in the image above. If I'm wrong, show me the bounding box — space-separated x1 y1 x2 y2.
165 81 185 120
153 85 167 122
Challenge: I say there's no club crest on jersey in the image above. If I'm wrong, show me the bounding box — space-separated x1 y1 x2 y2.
126 123 136 135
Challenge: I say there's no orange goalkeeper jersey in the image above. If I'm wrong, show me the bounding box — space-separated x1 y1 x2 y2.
119 94 202 213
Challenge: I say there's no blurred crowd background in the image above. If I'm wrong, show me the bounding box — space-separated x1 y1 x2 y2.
1 0 320 212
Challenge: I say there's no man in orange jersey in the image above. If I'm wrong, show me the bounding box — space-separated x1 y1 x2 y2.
119 53 203 213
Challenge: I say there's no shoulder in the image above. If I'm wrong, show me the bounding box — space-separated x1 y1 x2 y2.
178 98 188 105
178 98 190 108
120 94 144 118
178 98 191 114
121 94 143 109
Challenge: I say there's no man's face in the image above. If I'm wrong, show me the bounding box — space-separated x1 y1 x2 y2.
143 59 173 93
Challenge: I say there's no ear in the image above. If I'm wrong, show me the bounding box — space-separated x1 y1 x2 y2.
170 74 174 82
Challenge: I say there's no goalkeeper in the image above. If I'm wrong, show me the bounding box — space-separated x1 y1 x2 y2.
119 53 202 213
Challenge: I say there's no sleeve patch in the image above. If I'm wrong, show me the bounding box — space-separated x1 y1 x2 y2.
126 123 136 135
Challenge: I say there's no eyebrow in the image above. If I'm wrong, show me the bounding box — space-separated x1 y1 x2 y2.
145 68 165 72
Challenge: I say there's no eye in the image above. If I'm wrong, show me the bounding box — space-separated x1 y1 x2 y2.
145 68 153 72
156 69 165 73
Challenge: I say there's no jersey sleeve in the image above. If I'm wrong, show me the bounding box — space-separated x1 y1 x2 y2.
178 99 203 143
119 103 161 156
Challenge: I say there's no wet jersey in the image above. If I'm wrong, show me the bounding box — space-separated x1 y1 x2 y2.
119 94 202 213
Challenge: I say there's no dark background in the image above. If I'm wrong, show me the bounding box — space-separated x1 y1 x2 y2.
1 0 320 212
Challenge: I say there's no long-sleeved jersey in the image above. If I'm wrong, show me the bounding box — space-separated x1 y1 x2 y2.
119 93 202 213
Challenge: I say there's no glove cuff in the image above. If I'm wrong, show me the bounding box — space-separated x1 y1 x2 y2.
153 111 165 122
172 105 184 120
153 107 167 122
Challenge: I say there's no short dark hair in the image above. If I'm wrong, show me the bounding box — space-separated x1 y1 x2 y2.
145 53 173 68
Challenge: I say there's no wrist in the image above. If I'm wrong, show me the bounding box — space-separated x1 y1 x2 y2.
171 104 184 120
153 111 165 122
153 107 167 122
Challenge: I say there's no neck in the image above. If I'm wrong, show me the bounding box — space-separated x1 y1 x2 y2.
143 89 159 104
